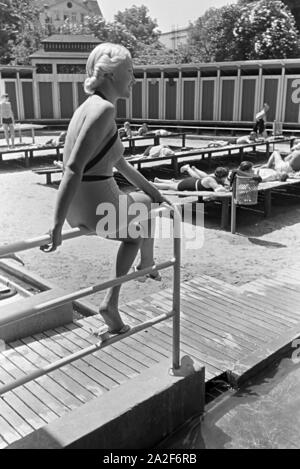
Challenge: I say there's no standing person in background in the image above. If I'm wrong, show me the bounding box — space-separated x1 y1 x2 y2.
0 94 15 148
253 103 269 139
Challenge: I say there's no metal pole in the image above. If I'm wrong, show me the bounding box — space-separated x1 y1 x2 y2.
0 227 89 258
172 207 181 370
0 259 175 327
0 310 173 397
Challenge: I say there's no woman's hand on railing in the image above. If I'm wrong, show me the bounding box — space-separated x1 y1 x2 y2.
40 225 63 253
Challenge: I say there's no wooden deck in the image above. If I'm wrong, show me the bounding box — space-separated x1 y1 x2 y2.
1 268 300 448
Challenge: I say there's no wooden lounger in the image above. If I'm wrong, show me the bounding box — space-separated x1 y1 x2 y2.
33 167 62 184
161 176 300 233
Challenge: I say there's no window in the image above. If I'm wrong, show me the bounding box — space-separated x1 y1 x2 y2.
57 64 86 74
36 64 53 74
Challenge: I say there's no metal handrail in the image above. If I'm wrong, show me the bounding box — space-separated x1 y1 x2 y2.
0 204 181 397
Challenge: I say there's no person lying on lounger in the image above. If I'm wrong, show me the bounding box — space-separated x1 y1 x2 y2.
153 165 230 192
229 161 288 188
143 144 175 158
236 131 260 145
263 149 300 174
137 123 149 136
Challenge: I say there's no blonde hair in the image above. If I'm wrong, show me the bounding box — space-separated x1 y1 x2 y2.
84 43 131 95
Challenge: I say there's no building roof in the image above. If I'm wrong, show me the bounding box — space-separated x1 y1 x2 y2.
30 50 91 59
38 0 101 15
42 34 100 43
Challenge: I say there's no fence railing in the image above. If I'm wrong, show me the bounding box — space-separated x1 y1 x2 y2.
0 205 181 396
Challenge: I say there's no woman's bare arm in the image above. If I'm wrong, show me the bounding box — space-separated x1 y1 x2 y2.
115 156 170 204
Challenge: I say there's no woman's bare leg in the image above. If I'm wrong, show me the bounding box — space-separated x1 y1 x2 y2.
153 181 178 190
99 192 159 331
3 124 10 147
265 151 283 169
190 166 208 178
100 236 142 331
9 124 15 147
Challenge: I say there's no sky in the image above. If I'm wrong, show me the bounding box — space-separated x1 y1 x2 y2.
97 0 238 32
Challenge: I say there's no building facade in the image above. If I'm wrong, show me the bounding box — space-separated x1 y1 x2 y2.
39 0 102 32
2 34 300 127
159 26 190 50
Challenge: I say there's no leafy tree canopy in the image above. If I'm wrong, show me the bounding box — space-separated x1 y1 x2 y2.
233 0 299 59
114 5 159 45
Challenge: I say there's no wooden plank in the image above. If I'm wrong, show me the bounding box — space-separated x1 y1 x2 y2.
1 344 67 422
142 298 244 367
29 333 98 402
20 337 88 408
181 283 285 337
197 275 300 325
0 434 8 449
141 290 264 346
57 324 138 379
138 290 256 351
134 298 243 361
242 278 300 313
84 316 163 366
87 315 166 363
254 276 300 304
121 303 222 380
188 276 289 328
0 369 34 437
32 331 106 396
0 415 22 446
0 348 58 424
158 288 272 342
124 298 232 372
68 322 143 375
0 365 48 430
186 280 286 335
46 327 128 387
83 315 221 376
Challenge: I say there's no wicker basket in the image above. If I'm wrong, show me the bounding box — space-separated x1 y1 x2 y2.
234 175 259 205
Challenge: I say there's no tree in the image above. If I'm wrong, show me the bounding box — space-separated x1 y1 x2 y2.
114 5 159 45
233 0 299 60
60 16 137 55
239 0 300 30
187 5 241 62
0 0 45 65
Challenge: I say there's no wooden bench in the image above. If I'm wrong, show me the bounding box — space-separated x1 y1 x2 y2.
126 138 295 176
32 166 63 184
0 123 45 145
121 132 186 153
0 144 63 167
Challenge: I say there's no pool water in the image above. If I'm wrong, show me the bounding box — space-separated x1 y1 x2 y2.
158 349 300 449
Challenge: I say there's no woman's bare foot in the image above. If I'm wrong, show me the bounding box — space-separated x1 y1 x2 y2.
99 304 127 332
133 265 162 282
180 164 190 174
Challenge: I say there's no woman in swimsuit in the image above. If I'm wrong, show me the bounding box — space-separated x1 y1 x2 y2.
41 43 170 335
264 150 300 174
153 165 230 192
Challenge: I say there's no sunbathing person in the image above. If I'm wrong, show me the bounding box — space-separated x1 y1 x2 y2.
229 161 288 188
137 123 149 136
118 121 138 139
143 144 175 158
264 149 300 173
236 132 259 145
154 166 230 193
